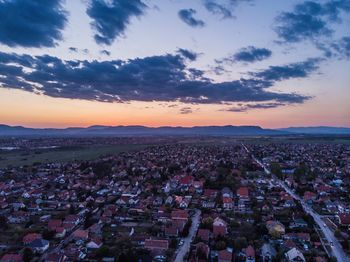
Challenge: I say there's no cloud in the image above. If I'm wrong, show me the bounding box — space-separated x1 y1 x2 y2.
203 1 233 19
331 36 350 59
178 9 205 28
230 46 272 63
177 48 198 61
203 0 253 19
0 0 67 48
87 0 147 45
251 58 322 82
100 50 111 56
179 107 193 114
223 102 287 112
0 50 313 108
69 47 78 52
274 0 350 43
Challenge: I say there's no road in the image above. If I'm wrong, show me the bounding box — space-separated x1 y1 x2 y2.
174 209 201 262
41 208 99 260
242 143 349 262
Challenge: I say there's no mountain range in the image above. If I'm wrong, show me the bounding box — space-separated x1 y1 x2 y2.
0 124 349 137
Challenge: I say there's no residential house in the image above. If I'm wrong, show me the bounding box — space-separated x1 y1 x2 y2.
28 239 49 253
23 233 42 245
218 250 232 262
244 245 255 262
213 217 227 237
144 239 169 255
260 243 276 262
0 254 23 262
237 187 249 201
285 248 306 262
197 229 210 243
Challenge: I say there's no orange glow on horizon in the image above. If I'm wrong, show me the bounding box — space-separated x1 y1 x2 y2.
0 89 349 129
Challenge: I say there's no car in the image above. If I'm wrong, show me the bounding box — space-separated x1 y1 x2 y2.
153 255 166 262
178 240 185 246
330 241 334 247
323 223 327 227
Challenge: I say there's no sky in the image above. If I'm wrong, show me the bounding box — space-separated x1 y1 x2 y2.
0 0 349 128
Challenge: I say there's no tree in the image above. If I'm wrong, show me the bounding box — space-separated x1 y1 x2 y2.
42 229 55 240
334 229 341 238
201 217 213 230
234 237 247 251
0 216 8 229
96 246 110 257
270 162 282 178
181 219 192 237
215 240 226 250
169 238 178 248
23 247 34 262
69 204 76 214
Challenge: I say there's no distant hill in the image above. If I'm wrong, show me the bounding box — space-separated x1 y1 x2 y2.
278 126 350 135
1 124 349 137
0 124 285 137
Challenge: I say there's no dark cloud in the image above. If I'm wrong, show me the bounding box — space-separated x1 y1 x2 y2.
178 9 205 28
211 64 230 76
203 1 233 19
177 48 198 61
251 58 322 82
203 0 253 19
100 50 111 56
223 102 287 112
232 46 272 63
275 0 350 43
0 51 313 107
332 36 350 59
69 47 78 52
0 0 67 48
179 107 193 114
187 68 209 81
87 0 147 45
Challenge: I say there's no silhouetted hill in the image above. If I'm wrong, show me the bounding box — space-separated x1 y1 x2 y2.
1 124 349 137
0 124 285 136
278 126 350 134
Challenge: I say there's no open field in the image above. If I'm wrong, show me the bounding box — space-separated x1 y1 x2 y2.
0 144 148 168
1 135 349 168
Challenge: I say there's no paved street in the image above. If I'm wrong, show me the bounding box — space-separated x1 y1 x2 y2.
242 143 350 262
174 209 201 262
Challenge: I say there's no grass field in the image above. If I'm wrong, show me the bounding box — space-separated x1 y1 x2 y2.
1 135 348 168
0 144 148 168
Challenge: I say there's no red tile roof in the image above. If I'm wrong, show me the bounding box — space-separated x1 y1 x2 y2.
237 187 249 198
218 250 232 261
145 239 169 250
1 254 23 262
213 225 226 237
171 210 188 220
23 233 41 244
48 219 62 230
339 213 350 225
197 229 210 242
245 245 255 258
72 229 88 239
179 175 194 185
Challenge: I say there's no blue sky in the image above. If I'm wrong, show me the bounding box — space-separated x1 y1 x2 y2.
0 0 349 128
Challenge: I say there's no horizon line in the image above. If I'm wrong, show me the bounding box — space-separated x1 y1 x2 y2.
2 123 350 130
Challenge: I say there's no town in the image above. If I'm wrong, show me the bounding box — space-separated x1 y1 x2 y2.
0 137 350 262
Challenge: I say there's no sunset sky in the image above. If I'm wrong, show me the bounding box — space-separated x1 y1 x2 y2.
0 0 349 128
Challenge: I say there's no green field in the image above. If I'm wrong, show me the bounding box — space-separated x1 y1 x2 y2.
0 144 148 168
